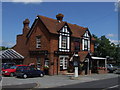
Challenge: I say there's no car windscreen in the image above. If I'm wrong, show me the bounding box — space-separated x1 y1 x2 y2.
2 65 10 69
16 66 29 71
10 66 17 69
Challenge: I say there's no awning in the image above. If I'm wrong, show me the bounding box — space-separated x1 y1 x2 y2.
0 49 24 59
91 56 106 60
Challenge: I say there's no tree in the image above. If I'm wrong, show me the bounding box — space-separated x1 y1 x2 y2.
114 44 120 65
0 46 9 50
92 35 120 65
93 35 116 57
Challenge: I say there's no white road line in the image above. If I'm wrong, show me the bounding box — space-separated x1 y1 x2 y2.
102 85 119 90
108 85 119 89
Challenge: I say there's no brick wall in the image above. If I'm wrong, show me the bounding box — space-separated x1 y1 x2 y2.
13 18 95 75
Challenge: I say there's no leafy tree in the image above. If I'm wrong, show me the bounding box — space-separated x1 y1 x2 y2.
92 35 117 62
0 46 9 50
114 44 120 66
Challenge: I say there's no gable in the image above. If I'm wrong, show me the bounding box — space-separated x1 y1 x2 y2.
82 29 91 38
58 23 72 34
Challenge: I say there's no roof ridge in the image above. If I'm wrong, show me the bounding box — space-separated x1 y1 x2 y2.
37 15 86 29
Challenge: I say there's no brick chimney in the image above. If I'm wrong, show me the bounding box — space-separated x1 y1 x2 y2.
23 19 30 35
56 13 64 22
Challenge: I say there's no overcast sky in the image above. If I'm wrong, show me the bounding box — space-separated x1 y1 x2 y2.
1 1 119 47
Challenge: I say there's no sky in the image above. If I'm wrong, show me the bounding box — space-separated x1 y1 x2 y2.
1 1 118 47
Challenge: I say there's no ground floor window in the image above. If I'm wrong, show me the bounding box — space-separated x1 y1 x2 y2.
37 57 41 69
59 56 69 70
44 58 49 67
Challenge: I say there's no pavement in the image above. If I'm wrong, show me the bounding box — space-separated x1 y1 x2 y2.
2 73 119 89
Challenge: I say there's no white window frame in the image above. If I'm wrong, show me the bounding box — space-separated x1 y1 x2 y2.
59 26 70 52
37 57 41 69
59 55 69 70
45 59 49 66
36 36 41 48
82 31 90 51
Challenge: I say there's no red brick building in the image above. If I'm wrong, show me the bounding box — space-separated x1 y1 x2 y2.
13 13 98 75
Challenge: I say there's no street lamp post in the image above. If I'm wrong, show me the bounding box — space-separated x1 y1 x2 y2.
73 52 80 78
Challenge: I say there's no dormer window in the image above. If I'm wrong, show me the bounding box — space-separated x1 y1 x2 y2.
82 31 90 51
36 36 41 48
59 26 70 52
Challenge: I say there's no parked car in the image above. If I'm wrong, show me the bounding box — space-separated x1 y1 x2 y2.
15 66 44 79
2 65 28 77
113 66 120 74
107 64 117 73
2 63 15 70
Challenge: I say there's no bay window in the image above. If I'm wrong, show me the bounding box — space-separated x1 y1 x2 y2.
82 31 90 51
59 26 70 52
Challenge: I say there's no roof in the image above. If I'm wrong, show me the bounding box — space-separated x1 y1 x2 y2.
79 52 90 62
27 15 90 38
0 49 24 60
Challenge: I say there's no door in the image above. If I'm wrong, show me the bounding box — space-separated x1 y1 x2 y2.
59 56 69 71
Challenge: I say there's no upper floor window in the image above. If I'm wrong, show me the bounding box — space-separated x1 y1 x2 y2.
84 39 88 51
74 41 80 52
59 26 70 52
36 36 41 48
74 38 80 52
82 31 90 51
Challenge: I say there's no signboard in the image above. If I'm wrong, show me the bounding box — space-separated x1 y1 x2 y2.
54 51 74 55
29 50 48 55
73 56 80 67
73 61 78 67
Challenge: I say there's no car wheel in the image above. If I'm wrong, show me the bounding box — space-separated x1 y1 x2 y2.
10 73 14 77
40 73 44 77
23 74 27 79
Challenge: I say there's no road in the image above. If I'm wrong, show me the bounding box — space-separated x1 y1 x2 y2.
41 77 120 90
2 77 119 89
2 74 119 89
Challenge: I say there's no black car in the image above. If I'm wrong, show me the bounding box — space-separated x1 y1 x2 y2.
15 66 44 79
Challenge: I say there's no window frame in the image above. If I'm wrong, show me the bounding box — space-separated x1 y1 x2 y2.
59 56 69 70
37 57 41 69
36 36 41 48
59 26 70 52
82 31 90 51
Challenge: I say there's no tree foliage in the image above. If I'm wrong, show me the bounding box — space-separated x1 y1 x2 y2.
92 34 120 65
0 46 9 50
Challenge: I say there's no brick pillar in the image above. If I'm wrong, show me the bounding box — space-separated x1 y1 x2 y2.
53 57 57 75
41 57 44 71
49 53 54 75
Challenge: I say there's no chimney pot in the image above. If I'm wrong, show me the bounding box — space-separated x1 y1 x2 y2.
56 13 64 21
23 19 30 35
23 19 30 26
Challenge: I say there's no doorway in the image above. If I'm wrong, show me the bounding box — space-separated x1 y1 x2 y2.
59 56 69 71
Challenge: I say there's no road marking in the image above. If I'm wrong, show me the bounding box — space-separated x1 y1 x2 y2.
108 85 119 88
102 85 119 90
34 83 40 88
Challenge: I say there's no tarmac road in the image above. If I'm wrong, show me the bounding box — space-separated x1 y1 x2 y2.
54 77 120 89
2 77 119 90
2 74 119 89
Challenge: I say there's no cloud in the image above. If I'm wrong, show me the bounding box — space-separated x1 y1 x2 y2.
109 39 120 45
106 34 117 37
2 0 43 3
0 40 15 47
114 1 120 12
